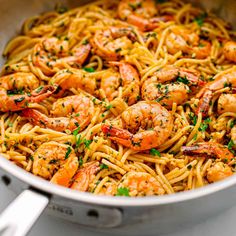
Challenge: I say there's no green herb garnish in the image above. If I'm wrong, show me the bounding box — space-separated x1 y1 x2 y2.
150 148 161 157
14 97 25 104
79 156 83 166
199 118 211 132
65 146 72 159
116 187 130 197
177 76 189 85
194 13 207 27
73 126 81 136
83 139 92 149
83 67 95 73
100 164 108 169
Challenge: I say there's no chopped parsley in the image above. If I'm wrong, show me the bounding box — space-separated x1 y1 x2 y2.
198 118 211 132
116 187 130 197
14 97 25 104
105 104 113 110
83 67 95 73
72 126 81 136
83 139 92 149
79 156 83 166
150 148 161 157
82 39 89 45
35 86 44 93
75 135 83 148
100 164 108 169
194 13 207 27
115 48 122 53
189 113 197 126
228 140 235 151
156 96 165 102
7 88 23 96
187 164 192 170
65 146 72 159
176 76 189 85
230 120 236 128
49 159 58 164
223 82 231 88
128 2 141 10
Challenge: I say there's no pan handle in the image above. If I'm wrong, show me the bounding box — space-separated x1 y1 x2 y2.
0 189 49 236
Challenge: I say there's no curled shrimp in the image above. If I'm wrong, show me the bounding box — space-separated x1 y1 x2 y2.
142 65 204 109
166 28 211 59
197 67 236 117
0 72 56 112
70 161 100 191
91 27 137 61
182 142 234 163
207 162 233 183
33 141 78 187
21 94 94 132
218 93 236 114
118 172 165 196
32 37 91 75
101 62 140 105
118 0 173 32
223 41 236 63
102 101 173 151
217 93 236 148
50 69 97 97
231 126 236 148
98 182 118 196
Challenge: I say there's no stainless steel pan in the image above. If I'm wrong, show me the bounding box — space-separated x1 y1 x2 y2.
0 0 236 235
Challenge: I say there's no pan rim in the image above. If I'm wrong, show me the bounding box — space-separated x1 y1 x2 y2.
0 155 236 207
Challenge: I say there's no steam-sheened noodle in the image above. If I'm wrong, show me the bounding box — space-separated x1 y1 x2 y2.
1 0 236 197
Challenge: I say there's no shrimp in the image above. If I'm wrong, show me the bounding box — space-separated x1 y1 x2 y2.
192 40 212 59
0 72 56 112
70 161 100 191
166 28 211 59
231 126 236 147
101 62 140 105
91 27 137 61
218 93 236 114
118 0 173 32
217 93 236 148
207 162 233 183
197 67 236 117
223 40 236 63
100 69 120 102
50 69 97 97
33 141 78 187
118 172 165 196
182 142 234 163
102 101 173 151
0 72 39 91
21 94 94 132
142 65 204 109
32 37 91 75
98 182 118 196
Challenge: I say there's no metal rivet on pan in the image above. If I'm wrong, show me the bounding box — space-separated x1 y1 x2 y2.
87 209 99 219
1 175 11 186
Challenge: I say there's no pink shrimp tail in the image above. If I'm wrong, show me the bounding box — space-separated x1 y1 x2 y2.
21 109 48 128
196 90 212 118
73 44 91 64
101 124 133 147
31 85 57 103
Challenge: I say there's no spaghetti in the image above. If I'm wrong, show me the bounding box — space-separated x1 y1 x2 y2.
0 0 236 197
